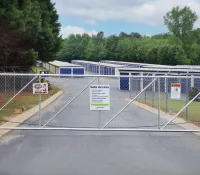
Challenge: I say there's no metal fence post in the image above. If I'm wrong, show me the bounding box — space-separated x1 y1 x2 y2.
98 62 101 128
166 78 168 113
20 70 22 89
136 78 138 97
14 74 16 95
185 78 189 121
129 76 132 99
158 78 161 130
152 78 154 107
145 90 147 104
4 75 7 97
38 75 42 126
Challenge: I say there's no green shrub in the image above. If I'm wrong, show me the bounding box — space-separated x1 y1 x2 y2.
188 87 200 101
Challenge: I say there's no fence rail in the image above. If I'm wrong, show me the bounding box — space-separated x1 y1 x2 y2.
2 73 200 78
0 74 200 132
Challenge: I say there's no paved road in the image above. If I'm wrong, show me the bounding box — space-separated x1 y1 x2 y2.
0 76 200 175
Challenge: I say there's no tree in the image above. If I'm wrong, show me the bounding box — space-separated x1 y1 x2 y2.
116 37 131 61
34 0 62 62
152 33 170 39
0 0 61 67
57 34 90 61
0 0 40 67
188 44 200 65
164 6 198 64
130 32 142 39
85 39 96 61
147 46 159 64
158 44 188 65
97 31 104 38
104 35 119 60
167 35 183 46
119 32 129 38
192 28 200 45
85 32 105 61
164 6 198 40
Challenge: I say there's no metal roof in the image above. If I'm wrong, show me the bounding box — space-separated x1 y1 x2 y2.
49 60 80 67
101 60 161 66
72 60 126 68
144 65 200 70
144 65 181 69
118 67 200 73
72 60 200 71
176 65 200 69
101 60 200 70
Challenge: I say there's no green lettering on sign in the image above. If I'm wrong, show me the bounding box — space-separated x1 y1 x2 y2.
91 104 110 106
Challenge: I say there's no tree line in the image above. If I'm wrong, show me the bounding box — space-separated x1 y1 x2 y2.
57 6 200 65
0 0 61 67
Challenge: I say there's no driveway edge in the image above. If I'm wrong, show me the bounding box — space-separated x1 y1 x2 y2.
0 91 63 137
131 100 200 136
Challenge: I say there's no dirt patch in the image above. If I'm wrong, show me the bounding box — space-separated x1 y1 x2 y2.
0 84 60 125
13 108 22 114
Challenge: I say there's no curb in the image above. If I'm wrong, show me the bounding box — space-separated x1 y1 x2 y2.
0 91 63 137
129 100 200 136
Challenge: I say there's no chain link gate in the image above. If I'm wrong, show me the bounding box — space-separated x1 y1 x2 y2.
0 73 200 133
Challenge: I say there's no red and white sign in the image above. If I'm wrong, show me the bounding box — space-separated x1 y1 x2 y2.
171 83 181 99
33 83 48 94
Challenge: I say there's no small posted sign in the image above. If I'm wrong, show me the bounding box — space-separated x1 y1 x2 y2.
40 71 49 78
171 83 181 99
33 83 48 94
90 85 110 111
40 71 49 74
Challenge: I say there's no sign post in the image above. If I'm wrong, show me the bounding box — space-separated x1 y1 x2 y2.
90 85 110 111
33 82 48 126
171 83 181 99
38 78 42 126
40 71 49 78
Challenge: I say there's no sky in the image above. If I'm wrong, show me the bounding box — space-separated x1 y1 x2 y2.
51 0 200 38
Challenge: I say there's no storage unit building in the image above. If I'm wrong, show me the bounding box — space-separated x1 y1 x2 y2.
44 60 84 75
43 62 50 70
118 67 200 92
71 60 126 75
101 60 162 68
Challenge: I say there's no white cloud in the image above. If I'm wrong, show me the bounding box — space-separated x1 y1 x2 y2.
52 0 200 27
60 25 98 38
145 34 152 37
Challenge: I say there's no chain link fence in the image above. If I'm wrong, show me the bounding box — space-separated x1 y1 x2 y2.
0 75 38 120
0 74 60 124
0 74 200 131
129 76 200 124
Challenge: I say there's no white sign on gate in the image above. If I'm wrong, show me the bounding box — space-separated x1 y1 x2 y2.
171 83 181 99
33 83 48 94
90 85 110 111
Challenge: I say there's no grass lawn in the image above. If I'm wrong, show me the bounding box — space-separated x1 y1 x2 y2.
31 66 48 74
137 99 200 121
0 84 60 123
